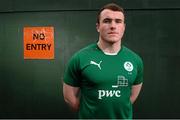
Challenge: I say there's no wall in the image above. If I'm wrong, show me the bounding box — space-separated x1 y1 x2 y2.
0 0 180 118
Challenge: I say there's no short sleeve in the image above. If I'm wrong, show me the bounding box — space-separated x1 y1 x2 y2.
133 56 144 85
63 53 81 87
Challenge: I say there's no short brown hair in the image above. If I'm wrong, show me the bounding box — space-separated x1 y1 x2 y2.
97 3 125 24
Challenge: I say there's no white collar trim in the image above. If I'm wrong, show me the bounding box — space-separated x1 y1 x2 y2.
103 51 118 55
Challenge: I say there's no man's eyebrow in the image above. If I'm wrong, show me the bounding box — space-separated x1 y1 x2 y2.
115 18 123 21
103 18 112 20
103 18 122 20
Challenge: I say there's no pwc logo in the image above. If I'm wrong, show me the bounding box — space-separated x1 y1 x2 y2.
98 75 128 100
98 90 121 99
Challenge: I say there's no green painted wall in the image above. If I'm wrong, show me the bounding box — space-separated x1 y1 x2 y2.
0 0 180 118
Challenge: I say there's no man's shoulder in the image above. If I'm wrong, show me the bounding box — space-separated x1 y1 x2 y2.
71 43 97 59
122 46 137 55
122 46 143 61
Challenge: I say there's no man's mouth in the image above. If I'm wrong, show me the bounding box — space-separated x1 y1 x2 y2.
108 32 118 35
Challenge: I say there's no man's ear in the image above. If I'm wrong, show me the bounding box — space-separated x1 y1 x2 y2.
96 23 100 32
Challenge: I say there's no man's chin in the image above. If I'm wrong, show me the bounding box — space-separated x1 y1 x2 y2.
107 39 120 44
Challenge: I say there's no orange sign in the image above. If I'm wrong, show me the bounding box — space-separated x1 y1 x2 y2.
24 27 54 59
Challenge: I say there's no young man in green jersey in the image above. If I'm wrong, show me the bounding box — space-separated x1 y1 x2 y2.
63 3 144 119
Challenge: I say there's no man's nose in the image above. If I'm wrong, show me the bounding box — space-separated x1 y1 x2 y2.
110 21 116 29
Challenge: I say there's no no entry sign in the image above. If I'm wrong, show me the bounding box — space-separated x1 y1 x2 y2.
24 27 54 59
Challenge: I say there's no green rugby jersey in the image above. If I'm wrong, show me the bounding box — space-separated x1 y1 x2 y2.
64 43 143 119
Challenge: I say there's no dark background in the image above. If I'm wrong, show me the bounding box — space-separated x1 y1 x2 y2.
0 0 180 118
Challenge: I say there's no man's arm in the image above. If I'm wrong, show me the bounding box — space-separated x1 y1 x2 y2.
63 82 80 112
130 83 143 104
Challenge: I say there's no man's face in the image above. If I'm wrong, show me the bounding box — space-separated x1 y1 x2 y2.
96 9 125 43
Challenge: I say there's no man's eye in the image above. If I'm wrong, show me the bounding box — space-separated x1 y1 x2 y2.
103 19 111 23
116 19 123 23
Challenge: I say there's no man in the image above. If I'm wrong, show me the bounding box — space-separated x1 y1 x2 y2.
63 3 143 119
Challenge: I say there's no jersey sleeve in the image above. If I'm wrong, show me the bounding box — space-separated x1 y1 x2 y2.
133 56 144 85
63 53 81 87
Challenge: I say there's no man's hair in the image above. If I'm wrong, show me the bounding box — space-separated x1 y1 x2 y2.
97 3 125 24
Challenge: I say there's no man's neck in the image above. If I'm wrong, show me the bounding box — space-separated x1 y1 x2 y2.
97 40 121 54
